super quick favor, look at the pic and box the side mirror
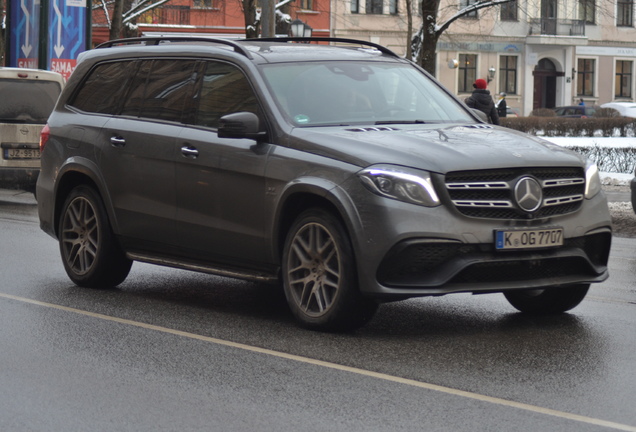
[218,112,267,141]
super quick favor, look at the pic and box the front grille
[443,167,585,219]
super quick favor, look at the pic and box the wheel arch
[53,160,118,238]
[273,178,362,264]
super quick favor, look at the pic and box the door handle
[180,145,199,159]
[110,136,126,147]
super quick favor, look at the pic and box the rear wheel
[504,284,590,314]
[282,208,378,332]
[59,185,132,288]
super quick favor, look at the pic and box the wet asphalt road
[1,189,635,431]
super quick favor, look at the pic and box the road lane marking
[3,292,636,432]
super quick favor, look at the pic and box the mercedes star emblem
[514,177,542,212]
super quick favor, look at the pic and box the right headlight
[585,161,601,199]
[358,165,441,207]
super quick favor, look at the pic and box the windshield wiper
[375,120,427,125]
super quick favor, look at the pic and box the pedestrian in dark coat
[465,78,500,125]
[496,92,507,118]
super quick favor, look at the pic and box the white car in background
[0,68,64,192]
[600,102,636,118]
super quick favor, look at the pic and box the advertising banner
[48,0,88,79]
[8,0,40,68]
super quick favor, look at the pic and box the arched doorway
[533,58,563,110]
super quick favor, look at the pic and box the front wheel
[504,284,590,315]
[59,185,132,288]
[282,208,378,332]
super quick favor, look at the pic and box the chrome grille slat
[543,195,584,206]
[446,182,509,189]
[452,200,513,208]
[543,178,585,187]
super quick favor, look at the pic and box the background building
[331,0,636,116]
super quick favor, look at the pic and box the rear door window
[121,59,198,122]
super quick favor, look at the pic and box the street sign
[47,0,88,79]
[8,0,41,68]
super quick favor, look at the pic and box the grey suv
[37,37,612,331]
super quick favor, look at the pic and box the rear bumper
[0,168,39,191]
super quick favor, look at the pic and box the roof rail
[95,37,253,59]
[245,37,400,58]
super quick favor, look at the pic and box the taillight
[40,124,50,152]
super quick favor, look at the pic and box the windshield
[260,61,475,126]
[0,79,61,123]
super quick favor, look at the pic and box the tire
[58,185,132,288]
[503,284,590,315]
[282,208,378,332]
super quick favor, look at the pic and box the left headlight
[585,161,601,199]
[358,165,441,207]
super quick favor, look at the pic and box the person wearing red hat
[464,78,500,125]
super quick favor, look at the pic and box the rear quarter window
[69,61,137,114]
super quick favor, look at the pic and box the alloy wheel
[286,222,342,317]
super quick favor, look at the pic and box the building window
[618,0,634,27]
[389,0,398,14]
[500,0,517,21]
[578,0,595,24]
[300,0,313,9]
[616,60,633,99]
[458,54,477,93]
[499,56,517,95]
[351,0,359,13]
[193,0,213,8]
[460,0,478,18]
[577,58,595,96]
[366,0,383,14]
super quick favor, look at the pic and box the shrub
[593,107,621,118]
[530,108,556,117]
[499,116,636,137]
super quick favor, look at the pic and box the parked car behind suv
[37,37,612,331]
[0,68,64,191]
[553,105,598,118]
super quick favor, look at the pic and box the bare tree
[409,0,515,75]
[240,0,293,38]
[94,0,172,40]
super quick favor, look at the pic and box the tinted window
[0,79,61,123]
[193,62,259,129]
[71,61,137,114]
[121,59,198,122]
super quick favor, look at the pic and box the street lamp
[290,19,312,39]
[487,66,496,83]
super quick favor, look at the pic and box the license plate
[495,227,564,250]
[3,148,40,160]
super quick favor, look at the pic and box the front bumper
[376,229,610,294]
[348,183,612,299]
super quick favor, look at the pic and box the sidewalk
[0,188,37,205]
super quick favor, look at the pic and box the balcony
[140,5,191,26]
[528,18,585,37]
